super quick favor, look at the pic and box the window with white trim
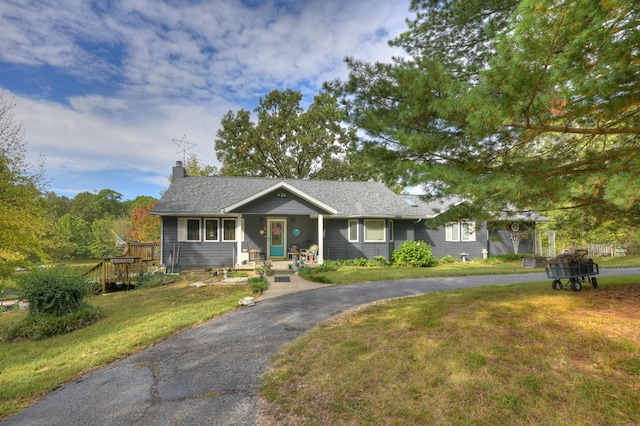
[204,219,219,241]
[364,219,386,242]
[445,221,476,242]
[348,219,358,242]
[178,218,201,242]
[222,219,236,241]
[389,220,394,242]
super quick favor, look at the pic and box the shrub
[248,277,268,294]
[375,256,390,266]
[299,264,334,284]
[312,260,340,273]
[17,267,92,317]
[2,305,104,342]
[440,255,457,264]
[392,240,438,267]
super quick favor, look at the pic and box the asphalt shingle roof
[151,175,458,218]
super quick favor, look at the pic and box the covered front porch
[231,213,326,266]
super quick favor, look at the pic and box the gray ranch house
[151,162,544,268]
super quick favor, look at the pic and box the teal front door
[268,219,286,258]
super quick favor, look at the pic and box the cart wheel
[551,280,562,290]
[570,279,582,291]
[591,277,598,289]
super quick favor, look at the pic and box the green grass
[0,280,251,419]
[309,254,640,285]
[1,255,637,421]
[597,254,640,268]
[260,276,640,425]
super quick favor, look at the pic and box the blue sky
[0,0,412,200]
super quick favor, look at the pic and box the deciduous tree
[0,94,50,267]
[47,214,92,260]
[128,202,160,242]
[215,89,363,180]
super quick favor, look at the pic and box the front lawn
[0,280,251,419]
[260,276,640,425]
[307,254,639,285]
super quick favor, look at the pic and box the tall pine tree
[328,0,640,224]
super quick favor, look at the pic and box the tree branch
[507,122,640,135]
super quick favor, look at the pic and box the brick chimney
[172,161,186,179]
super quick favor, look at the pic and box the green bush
[312,260,341,273]
[17,267,92,317]
[374,256,390,266]
[248,277,268,294]
[392,240,438,267]
[2,305,104,342]
[440,255,457,264]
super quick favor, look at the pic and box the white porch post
[236,214,243,266]
[317,214,324,264]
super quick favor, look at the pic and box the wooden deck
[83,257,147,293]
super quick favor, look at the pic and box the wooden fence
[587,243,640,256]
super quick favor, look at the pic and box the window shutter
[178,218,187,242]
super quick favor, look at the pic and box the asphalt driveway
[4,268,639,425]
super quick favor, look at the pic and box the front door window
[268,219,286,257]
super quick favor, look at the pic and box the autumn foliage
[127,202,160,242]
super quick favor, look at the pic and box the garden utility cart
[546,250,599,291]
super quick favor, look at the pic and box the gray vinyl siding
[162,215,321,267]
[416,221,535,259]
[161,214,534,267]
[234,191,327,215]
[418,221,490,260]
[161,217,237,267]
[488,229,535,256]
[324,218,395,261]
[323,219,353,260]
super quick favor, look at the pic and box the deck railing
[123,242,160,261]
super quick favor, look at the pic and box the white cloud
[1,0,413,197]
[13,90,233,176]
